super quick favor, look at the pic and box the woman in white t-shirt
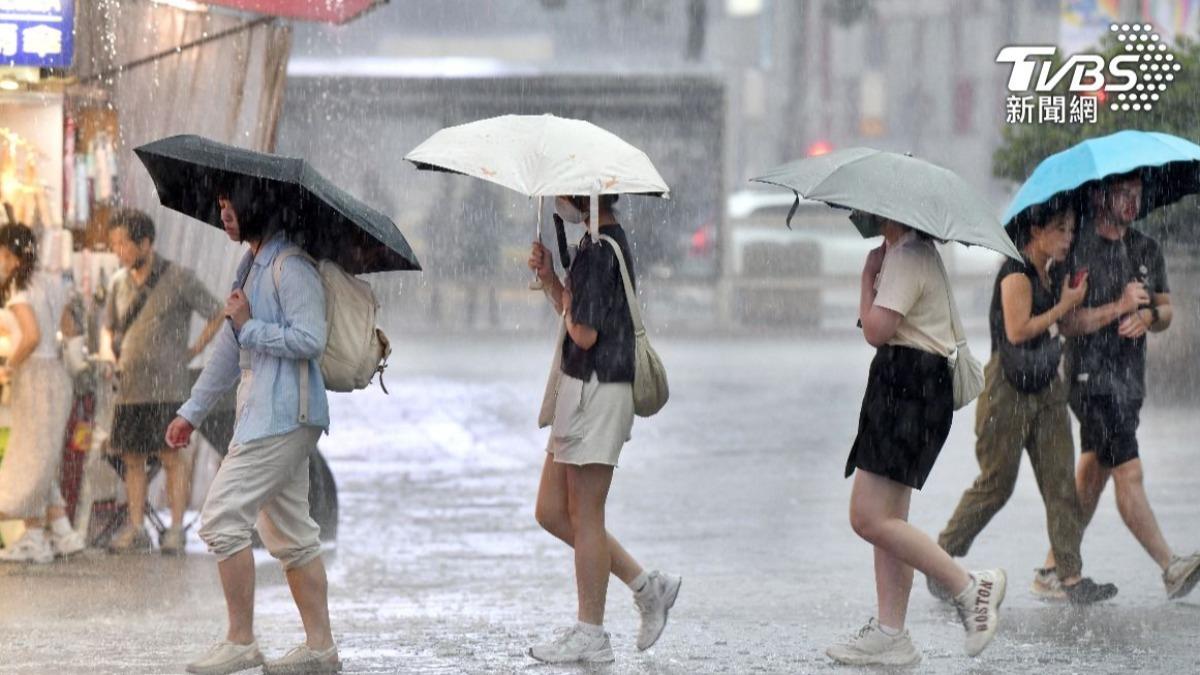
[0,224,82,564]
[826,214,1005,666]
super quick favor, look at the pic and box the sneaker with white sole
[528,626,615,664]
[1164,553,1200,600]
[954,569,1006,657]
[51,529,86,558]
[634,570,682,650]
[263,644,341,674]
[0,531,54,564]
[826,618,921,666]
[185,640,264,675]
[1031,567,1066,601]
[160,526,186,556]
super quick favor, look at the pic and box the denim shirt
[178,232,329,445]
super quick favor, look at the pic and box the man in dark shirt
[1050,172,1200,599]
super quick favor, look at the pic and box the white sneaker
[185,640,264,675]
[528,625,615,664]
[1031,567,1066,601]
[0,531,54,564]
[263,643,341,674]
[51,529,86,557]
[634,570,682,650]
[955,569,1006,657]
[825,618,921,666]
[1164,553,1200,600]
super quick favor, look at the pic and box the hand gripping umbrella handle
[530,196,545,291]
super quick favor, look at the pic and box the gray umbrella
[752,148,1021,260]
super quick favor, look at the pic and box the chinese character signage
[0,0,73,68]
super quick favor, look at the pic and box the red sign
[204,0,383,24]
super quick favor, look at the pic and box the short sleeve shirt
[872,234,957,357]
[560,224,636,383]
[5,272,67,360]
[104,256,221,404]
[1054,225,1168,401]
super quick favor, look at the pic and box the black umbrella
[133,135,420,274]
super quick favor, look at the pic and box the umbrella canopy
[752,148,1021,260]
[1001,130,1200,226]
[202,0,384,24]
[405,114,670,199]
[134,135,420,275]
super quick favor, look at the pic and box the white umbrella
[406,114,670,287]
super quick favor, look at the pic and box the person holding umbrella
[932,195,1118,604]
[524,195,681,665]
[753,149,1014,665]
[136,134,417,675]
[1040,171,1200,600]
[164,184,339,675]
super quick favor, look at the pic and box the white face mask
[555,198,586,224]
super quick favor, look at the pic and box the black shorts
[111,402,181,456]
[1070,393,1141,467]
[846,345,954,490]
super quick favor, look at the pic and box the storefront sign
[0,0,73,68]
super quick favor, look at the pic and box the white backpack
[274,248,392,398]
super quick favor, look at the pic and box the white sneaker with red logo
[954,569,1006,657]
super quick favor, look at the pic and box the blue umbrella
[1002,130,1200,225]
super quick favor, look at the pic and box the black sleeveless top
[989,256,1062,394]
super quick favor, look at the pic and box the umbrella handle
[530,196,545,291]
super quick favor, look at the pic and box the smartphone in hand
[1070,266,1089,288]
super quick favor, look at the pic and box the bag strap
[930,249,967,351]
[272,246,317,424]
[112,260,169,354]
[598,235,644,337]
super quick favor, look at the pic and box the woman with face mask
[524,195,681,665]
[0,224,84,564]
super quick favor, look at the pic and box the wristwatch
[1147,304,1160,325]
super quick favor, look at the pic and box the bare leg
[850,470,971,629]
[565,464,616,626]
[123,453,148,528]
[1111,459,1174,570]
[534,454,643,585]
[218,547,256,645]
[159,448,191,528]
[285,558,335,651]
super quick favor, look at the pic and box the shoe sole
[185,656,264,675]
[1167,558,1200,600]
[262,660,342,674]
[826,648,922,667]
[638,576,682,651]
[527,648,615,664]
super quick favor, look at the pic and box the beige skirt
[546,372,634,467]
[0,357,73,518]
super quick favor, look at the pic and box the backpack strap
[272,246,318,424]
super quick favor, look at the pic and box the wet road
[2,334,1198,673]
